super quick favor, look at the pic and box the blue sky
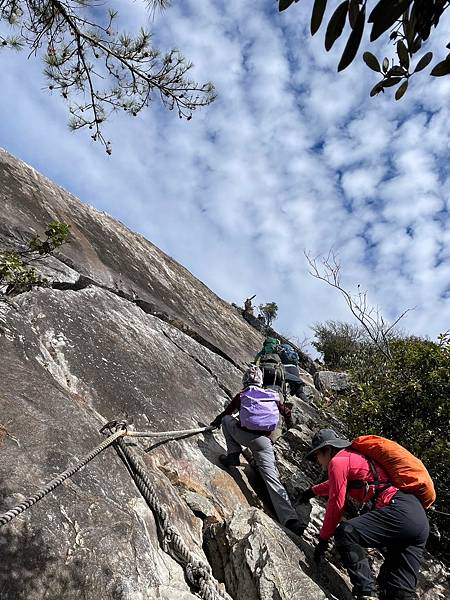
[1,1,450,349]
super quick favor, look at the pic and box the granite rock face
[0,149,448,600]
[0,148,262,368]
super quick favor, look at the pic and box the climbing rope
[126,425,214,438]
[0,420,230,600]
[431,508,450,517]
[109,429,232,600]
[0,427,126,526]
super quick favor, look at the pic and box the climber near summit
[210,364,305,536]
[244,294,256,316]
[299,429,430,600]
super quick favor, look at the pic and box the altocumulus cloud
[0,0,449,346]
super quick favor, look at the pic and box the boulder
[0,148,263,369]
[314,371,351,394]
[297,368,315,386]
[297,383,322,405]
[205,508,328,600]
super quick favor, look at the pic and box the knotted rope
[0,420,229,599]
[111,430,232,600]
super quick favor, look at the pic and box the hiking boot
[285,519,306,536]
[219,453,240,467]
[355,596,379,600]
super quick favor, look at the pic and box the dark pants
[334,491,429,600]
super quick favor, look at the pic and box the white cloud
[1,0,450,352]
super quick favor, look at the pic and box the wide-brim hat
[305,428,351,461]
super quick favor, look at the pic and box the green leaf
[430,57,450,77]
[348,0,360,29]
[414,52,433,73]
[381,76,402,87]
[370,82,384,96]
[395,80,408,100]
[325,1,349,51]
[397,40,409,69]
[363,51,381,72]
[311,0,328,36]
[389,65,405,76]
[338,4,365,71]
[369,0,414,42]
[279,0,296,11]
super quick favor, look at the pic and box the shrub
[312,320,366,369]
[0,222,70,297]
[339,335,450,557]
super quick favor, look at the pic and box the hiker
[244,295,256,316]
[254,336,280,363]
[299,429,430,600]
[254,336,286,392]
[210,365,304,536]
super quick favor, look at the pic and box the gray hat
[242,364,263,388]
[305,428,351,461]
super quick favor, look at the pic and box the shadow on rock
[297,544,353,600]
[0,520,84,600]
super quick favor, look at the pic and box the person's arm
[277,401,291,420]
[210,393,241,427]
[223,393,241,416]
[318,456,349,540]
[312,480,330,497]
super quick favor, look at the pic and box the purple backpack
[239,386,280,432]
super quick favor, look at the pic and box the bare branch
[305,250,414,360]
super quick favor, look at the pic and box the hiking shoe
[285,519,305,536]
[219,453,240,467]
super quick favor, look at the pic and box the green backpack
[261,337,280,355]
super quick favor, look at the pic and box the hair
[317,446,340,458]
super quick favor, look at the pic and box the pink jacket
[312,449,398,541]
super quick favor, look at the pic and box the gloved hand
[297,487,315,503]
[209,415,223,429]
[313,538,328,563]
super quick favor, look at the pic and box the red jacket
[312,448,398,540]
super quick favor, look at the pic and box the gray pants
[221,415,298,525]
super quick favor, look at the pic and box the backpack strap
[347,456,392,513]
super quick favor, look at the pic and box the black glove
[297,487,315,503]
[313,538,328,563]
[209,415,223,429]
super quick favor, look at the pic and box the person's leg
[221,415,245,454]
[377,542,427,600]
[376,494,429,600]
[334,520,378,597]
[248,435,298,525]
[335,492,429,600]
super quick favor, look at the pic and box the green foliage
[312,320,366,369]
[0,1,215,152]
[0,222,70,296]
[337,335,450,552]
[279,0,449,101]
[258,302,279,327]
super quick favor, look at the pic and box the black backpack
[259,353,286,393]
